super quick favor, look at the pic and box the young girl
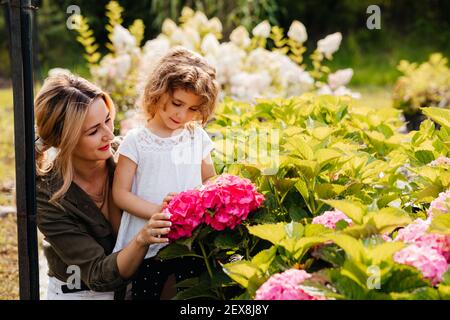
[112,46,220,300]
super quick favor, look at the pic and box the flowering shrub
[164,190,205,241]
[201,174,265,231]
[164,174,264,241]
[393,244,448,285]
[393,53,450,116]
[214,96,450,300]
[71,1,359,124]
[254,269,325,300]
[312,209,353,230]
[427,190,450,217]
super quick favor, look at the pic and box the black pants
[131,256,205,300]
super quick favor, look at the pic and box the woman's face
[73,97,115,162]
[157,89,203,130]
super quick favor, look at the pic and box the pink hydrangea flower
[312,209,353,230]
[427,190,450,218]
[200,174,264,231]
[395,218,431,243]
[164,190,205,241]
[255,269,326,300]
[164,174,265,239]
[395,218,450,262]
[428,156,450,167]
[393,244,448,286]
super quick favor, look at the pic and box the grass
[0,213,19,300]
[0,88,14,200]
[0,87,17,300]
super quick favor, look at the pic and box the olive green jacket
[36,156,128,292]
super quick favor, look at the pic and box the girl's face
[73,97,115,162]
[157,89,203,130]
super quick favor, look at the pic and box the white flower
[317,32,342,59]
[112,25,137,54]
[138,37,171,88]
[252,20,271,38]
[328,68,353,89]
[317,83,361,99]
[208,17,223,34]
[201,33,220,55]
[230,26,251,48]
[317,85,333,95]
[181,7,195,19]
[184,27,201,48]
[162,19,177,35]
[142,36,171,56]
[429,156,450,167]
[114,54,132,80]
[230,71,272,101]
[287,20,307,43]
[210,43,246,85]
[48,68,71,77]
[170,27,200,50]
[333,86,361,99]
[192,11,209,29]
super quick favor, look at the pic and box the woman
[34,72,172,300]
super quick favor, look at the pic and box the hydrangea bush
[393,53,450,131]
[71,0,360,127]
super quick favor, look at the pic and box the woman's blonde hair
[34,72,115,205]
[140,46,220,124]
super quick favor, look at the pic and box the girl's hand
[162,192,178,209]
[136,212,171,246]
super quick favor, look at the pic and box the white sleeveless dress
[113,124,215,259]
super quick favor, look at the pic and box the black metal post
[7,0,40,300]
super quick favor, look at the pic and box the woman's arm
[112,154,161,220]
[201,153,216,183]
[37,204,171,290]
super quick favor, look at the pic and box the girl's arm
[112,154,162,220]
[201,153,216,183]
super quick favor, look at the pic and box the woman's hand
[136,212,172,247]
[162,192,178,209]
[118,212,172,279]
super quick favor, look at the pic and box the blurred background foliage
[1,0,449,86]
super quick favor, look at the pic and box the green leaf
[295,179,309,203]
[315,183,347,199]
[382,265,429,293]
[293,159,319,179]
[326,234,365,262]
[367,242,405,265]
[429,213,450,235]
[315,148,342,167]
[157,243,202,260]
[304,223,333,237]
[288,206,309,221]
[283,221,304,239]
[390,287,441,300]
[369,208,413,234]
[422,107,450,128]
[322,199,366,224]
[312,244,346,267]
[213,231,242,250]
[292,236,326,260]
[251,246,277,273]
[285,136,314,160]
[414,150,435,165]
[247,223,286,245]
[172,279,217,300]
[222,261,259,289]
